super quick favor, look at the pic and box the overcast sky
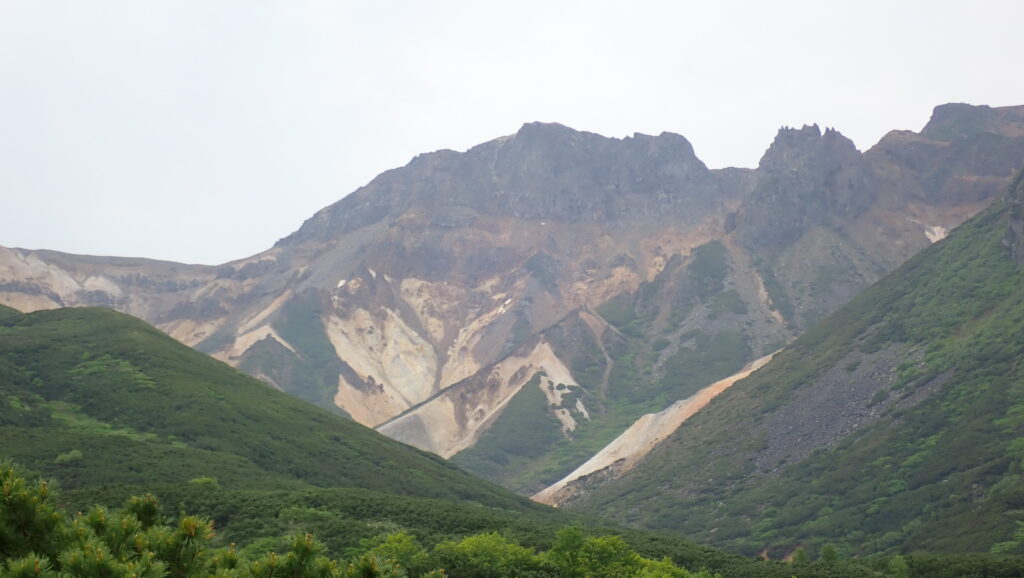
[2,1,1022,265]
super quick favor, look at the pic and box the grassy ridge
[0,307,539,511]
[0,304,19,319]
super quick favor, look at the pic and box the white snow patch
[924,224,947,243]
[907,216,949,244]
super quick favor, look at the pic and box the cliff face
[2,103,1023,493]
[282,123,720,246]
[741,124,876,251]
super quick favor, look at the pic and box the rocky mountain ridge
[2,103,1023,493]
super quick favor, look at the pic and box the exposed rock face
[742,124,876,251]
[0,248,218,331]
[282,123,719,246]
[1,103,1023,493]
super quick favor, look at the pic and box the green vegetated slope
[595,242,755,405]
[575,171,1024,557]
[0,306,531,510]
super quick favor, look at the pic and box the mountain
[1,103,1023,495]
[568,170,1024,557]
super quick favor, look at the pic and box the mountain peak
[504,121,592,151]
[514,121,578,138]
[920,102,1024,141]
[502,121,598,154]
[742,123,870,250]
[508,123,701,161]
[783,123,821,137]
[921,102,994,141]
[759,124,858,170]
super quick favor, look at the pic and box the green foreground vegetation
[3,461,714,578]
[5,463,1024,577]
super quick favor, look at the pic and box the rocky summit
[2,103,1023,494]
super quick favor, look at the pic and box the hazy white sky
[2,1,1022,264]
